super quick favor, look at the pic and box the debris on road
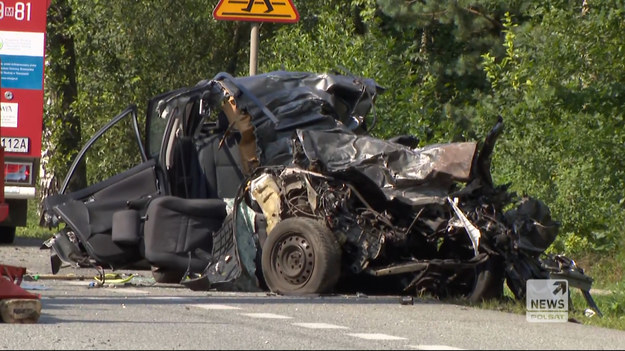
[0,264,41,323]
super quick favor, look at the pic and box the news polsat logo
[526,279,569,322]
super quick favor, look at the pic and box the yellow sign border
[213,0,300,23]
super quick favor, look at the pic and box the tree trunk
[40,0,83,207]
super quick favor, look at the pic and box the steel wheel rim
[272,233,314,286]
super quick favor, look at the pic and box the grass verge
[15,199,55,240]
[473,286,625,331]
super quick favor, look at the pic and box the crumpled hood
[295,129,479,205]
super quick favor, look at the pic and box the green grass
[17,200,625,330]
[463,253,625,331]
[15,199,55,240]
[575,250,625,291]
[472,286,625,331]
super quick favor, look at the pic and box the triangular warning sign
[213,0,299,23]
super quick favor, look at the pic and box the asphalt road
[1,237,624,350]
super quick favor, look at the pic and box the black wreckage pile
[40,71,600,314]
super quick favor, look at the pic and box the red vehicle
[0,145,8,224]
[0,1,49,243]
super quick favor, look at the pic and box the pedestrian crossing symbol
[213,0,300,23]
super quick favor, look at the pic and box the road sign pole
[213,0,299,75]
[250,23,259,76]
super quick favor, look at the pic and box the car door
[44,105,161,267]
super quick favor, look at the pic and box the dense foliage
[43,0,625,257]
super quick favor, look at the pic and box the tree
[43,0,83,195]
[44,0,252,190]
[373,0,526,142]
[480,4,625,254]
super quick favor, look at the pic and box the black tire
[261,217,341,295]
[0,226,16,244]
[151,266,185,284]
[468,256,505,303]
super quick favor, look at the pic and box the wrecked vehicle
[40,71,598,308]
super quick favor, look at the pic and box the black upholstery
[197,135,219,198]
[197,134,244,199]
[111,209,141,245]
[143,196,228,273]
[141,113,245,272]
[170,136,207,199]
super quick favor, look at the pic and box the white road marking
[346,333,407,341]
[108,288,149,294]
[240,313,292,319]
[407,345,464,350]
[64,281,91,286]
[192,304,242,310]
[292,322,348,329]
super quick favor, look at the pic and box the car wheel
[151,266,185,284]
[0,226,16,244]
[261,217,341,295]
[468,256,504,303]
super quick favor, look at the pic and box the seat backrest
[214,135,244,198]
[197,133,244,199]
[170,136,207,199]
[197,135,220,198]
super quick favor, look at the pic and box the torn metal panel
[220,90,259,175]
[294,129,478,205]
[249,173,282,234]
[217,71,382,169]
[448,197,481,256]
[218,71,380,131]
[504,196,559,254]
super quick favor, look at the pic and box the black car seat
[142,195,227,273]
[140,114,244,274]
[196,117,245,199]
[169,135,207,199]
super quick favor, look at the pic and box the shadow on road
[5,236,46,247]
